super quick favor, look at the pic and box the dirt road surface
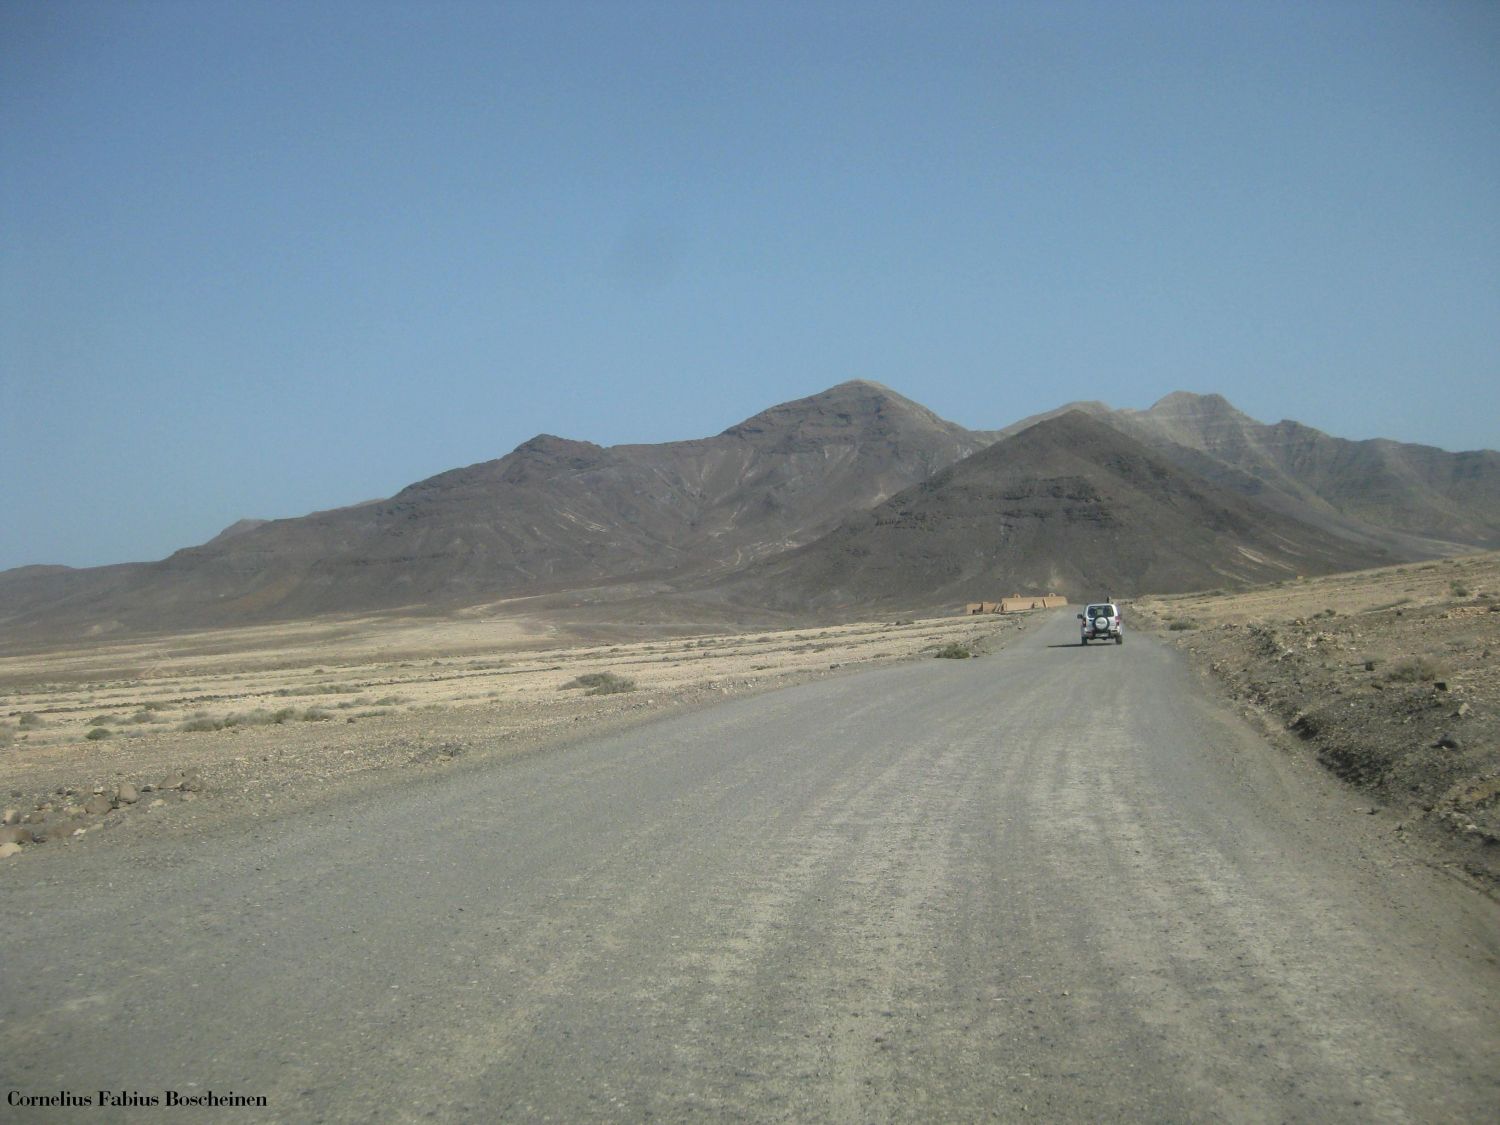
[3,612,1497,1122]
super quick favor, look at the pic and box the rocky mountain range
[1004,393,1500,556]
[2,381,1496,639]
[712,411,1393,613]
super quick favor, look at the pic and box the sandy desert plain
[0,607,1033,856]
[3,552,1498,892]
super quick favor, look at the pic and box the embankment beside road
[1134,553,1500,892]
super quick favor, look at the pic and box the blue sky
[3,0,1497,571]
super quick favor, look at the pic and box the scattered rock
[83,795,112,816]
[116,783,140,805]
[0,842,21,859]
[158,769,204,792]
[1,807,17,826]
[1435,734,1462,751]
[0,825,35,845]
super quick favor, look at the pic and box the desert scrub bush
[1451,582,1471,598]
[89,714,122,726]
[0,725,13,747]
[933,643,972,659]
[300,707,333,721]
[274,683,359,697]
[85,727,112,740]
[17,712,44,728]
[1386,656,1448,684]
[1166,619,1199,631]
[181,707,307,732]
[231,708,305,727]
[561,671,637,695]
[374,695,406,705]
[128,710,160,724]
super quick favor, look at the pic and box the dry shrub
[1386,656,1448,684]
[561,671,637,694]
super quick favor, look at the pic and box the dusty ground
[0,610,1030,858]
[1132,551,1500,891]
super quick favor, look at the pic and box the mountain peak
[1144,391,1258,423]
[958,409,1150,474]
[514,433,601,456]
[1033,407,1120,433]
[1127,392,1264,456]
[721,381,961,445]
[825,378,898,396]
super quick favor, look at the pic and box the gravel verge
[1133,552,1500,893]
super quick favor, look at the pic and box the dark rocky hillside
[715,412,1394,614]
[995,394,1500,556]
[0,382,995,636]
[1114,394,1500,555]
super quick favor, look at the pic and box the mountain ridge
[708,410,1394,613]
[0,382,997,635]
[1110,394,1500,552]
[2,383,1494,641]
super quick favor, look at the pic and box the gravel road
[3,612,1497,1122]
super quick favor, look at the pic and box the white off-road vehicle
[1078,602,1123,645]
